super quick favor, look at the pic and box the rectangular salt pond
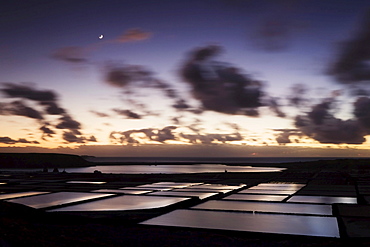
[141,209,340,238]
[7,192,113,209]
[151,182,202,188]
[132,186,173,191]
[250,183,305,190]
[0,191,49,200]
[148,191,218,200]
[92,189,152,195]
[288,195,357,204]
[173,188,232,194]
[48,195,191,212]
[238,189,295,195]
[188,184,245,190]
[120,187,155,190]
[66,181,106,184]
[223,194,288,202]
[193,200,333,215]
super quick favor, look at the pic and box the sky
[1,0,370,157]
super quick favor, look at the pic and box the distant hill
[0,153,92,168]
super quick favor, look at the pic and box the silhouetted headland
[0,153,91,169]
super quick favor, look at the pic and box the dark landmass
[1,155,370,246]
[0,153,91,168]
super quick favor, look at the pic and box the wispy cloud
[114,28,152,43]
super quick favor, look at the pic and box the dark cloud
[87,135,98,142]
[0,136,39,144]
[288,83,309,107]
[180,45,283,116]
[307,101,331,125]
[1,83,56,101]
[61,132,98,143]
[51,46,87,63]
[62,131,85,143]
[329,10,370,84]
[268,97,286,118]
[113,109,141,119]
[40,125,55,139]
[172,99,190,110]
[0,101,44,119]
[155,126,177,142]
[41,101,65,115]
[354,96,370,129]
[0,83,65,116]
[294,100,367,144]
[274,129,299,145]
[90,110,110,118]
[105,64,153,88]
[56,114,82,135]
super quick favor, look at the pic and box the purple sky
[1,0,370,157]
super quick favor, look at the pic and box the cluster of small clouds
[109,126,243,145]
[0,136,39,145]
[0,83,97,144]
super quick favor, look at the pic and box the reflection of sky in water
[120,187,156,190]
[288,195,357,204]
[48,195,191,212]
[92,189,151,194]
[147,182,201,188]
[193,200,333,216]
[66,181,106,184]
[7,192,113,209]
[238,189,295,195]
[0,191,48,200]
[249,183,305,191]
[148,191,218,200]
[223,194,287,202]
[173,188,232,194]
[132,186,173,191]
[187,184,245,190]
[65,165,285,174]
[141,209,340,238]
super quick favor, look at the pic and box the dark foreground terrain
[1,158,370,246]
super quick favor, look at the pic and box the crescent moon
[99,34,104,39]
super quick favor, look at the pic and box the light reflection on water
[193,200,333,215]
[48,195,191,212]
[223,194,288,202]
[65,164,285,174]
[7,192,113,209]
[141,209,340,237]
[288,195,357,204]
[0,191,49,200]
